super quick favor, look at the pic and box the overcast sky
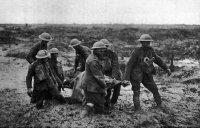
[0,0,199,24]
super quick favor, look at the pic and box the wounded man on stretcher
[62,71,130,104]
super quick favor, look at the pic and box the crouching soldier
[100,39,122,109]
[80,41,109,117]
[124,34,171,112]
[69,39,91,73]
[26,50,66,109]
[49,48,64,91]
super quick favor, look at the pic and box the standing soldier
[26,32,53,104]
[124,34,171,112]
[69,39,91,73]
[100,39,122,109]
[26,32,52,64]
[81,41,109,117]
[26,50,66,109]
[49,48,64,91]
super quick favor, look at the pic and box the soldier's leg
[80,91,95,118]
[30,89,36,103]
[142,74,162,106]
[130,80,141,111]
[110,84,121,104]
[104,88,112,109]
[35,90,46,109]
[110,70,122,105]
[49,86,66,103]
[94,93,108,114]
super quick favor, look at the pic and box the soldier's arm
[89,60,106,89]
[74,52,79,71]
[26,45,38,64]
[26,64,34,89]
[110,51,121,80]
[60,66,65,82]
[153,50,169,71]
[124,50,138,81]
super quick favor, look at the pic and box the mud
[1,45,200,127]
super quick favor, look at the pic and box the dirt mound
[5,47,29,59]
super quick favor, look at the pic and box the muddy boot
[36,99,44,109]
[80,104,93,118]
[55,95,66,104]
[153,91,162,107]
[104,99,111,111]
[110,103,115,110]
[30,96,36,104]
[95,104,111,115]
[133,91,141,112]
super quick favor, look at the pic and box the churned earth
[1,45,200,128]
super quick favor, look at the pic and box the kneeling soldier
[26,50,66,109]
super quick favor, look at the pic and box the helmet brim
[91,47,107,50]
[69,41,81,47]
[36,52,50,59]
[39,35,53,42]
[138,39,153,42]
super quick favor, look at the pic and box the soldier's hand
[121,80,130,87]
[27,88,33,97]
[61,84,65,91]
[166,69,172,76]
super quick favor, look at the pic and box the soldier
[124,34,171,112]
[100,39,122,109]
[49,48,64,91]
[26,32,52,64]
[26,50,66,109]
[69,39,91,73]
[26,32,52,103]
[81,41,109,117]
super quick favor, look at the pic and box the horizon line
[0,23,200,26]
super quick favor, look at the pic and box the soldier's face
[51,53,58,59]
[94,48,106,60]
[141,41,150,47]
[40,58,48,63]
[42,40,49,44]
[73,45,80,50]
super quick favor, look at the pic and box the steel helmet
[138,34,153,42]
[38,32,53,41]
[91,41,107,50]
[100,39,111,46]
[35,50,50,59]
[69,39,81,47]
[49,48,59,54]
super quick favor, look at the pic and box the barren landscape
[1,24,200,127]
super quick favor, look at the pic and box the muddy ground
[1,44,200,128]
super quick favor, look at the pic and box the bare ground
[1,45,200,128]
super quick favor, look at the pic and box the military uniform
[26,42,47,64]
[103,49,122,107]
[124,47,169,110]
[74,45,91,72]
[82,54,107,113]
[49,59,64,91]
[26,60,65,108]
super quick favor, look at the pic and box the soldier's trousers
[104,70,122,106]
[34,90,49,108]
[48,86,66,103]
[85,91,106,113]
[105,84,121,104]
[130,73,161,106]
[34,87,66,108]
